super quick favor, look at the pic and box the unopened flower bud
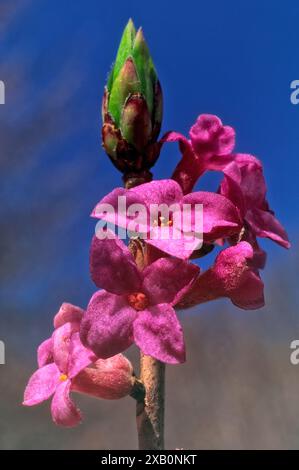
[71,354,135,400]
[102,19,163,184]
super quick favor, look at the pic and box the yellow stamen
[59,374,68,382]
[153,216,173,227]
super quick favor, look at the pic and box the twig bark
[136,354,165,450]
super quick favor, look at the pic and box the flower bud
[102,19,163,182]
[71,354,135,400]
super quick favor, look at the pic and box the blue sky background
[1,0,298,312]
[0,0,299,449]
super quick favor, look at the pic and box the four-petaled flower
[23,303,134,426]
[80,231,200,364]
[163,114,236,194]
[92,179,242,259]
[23,305,96,427]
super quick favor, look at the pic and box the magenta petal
[37,338,53,368]
[189,114,235,156]
[246,208,290,248]
[53,303,84,329]
[91,187,148,231]
[217,125,236,155]
[178,242,265,310]
[252,244,267,270]
[80,290,136,359]
[243,232,267,270]
[162,130,190,146]
[239,164,267,208]
[221,160,242,184]
[163,132,204,195]
[221,154,266,209]
[212,242,265,309]
[205,154,235,172]
[51,380,82,427]
[92,187,132,222]
[146,235,201,260]
[166,126,235,195]
[133,305,186,364]
[50,325,95,381]
[190,114,222,144]
[52,322,79,374]
[219,162,246,218]
[131,179,183,206]
[183,191,242,241]
[142,258,199,306]
[93,184,186,235]
[23,363,60,406]
[165,118,236,195]
[230,270,265,310]
[234,153,263,169]
[67,332,96,379]
[90,233,142,294]
[220,179,246,219]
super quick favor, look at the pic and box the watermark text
[290,80,299,105]
[0,80,5,104]
[0,341,5,364]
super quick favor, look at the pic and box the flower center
[153,214,173,227]
[59,374,68,382]
[127,292,149,311]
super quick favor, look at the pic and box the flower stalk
[136,354,165,450]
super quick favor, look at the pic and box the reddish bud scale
[102,86,162,178]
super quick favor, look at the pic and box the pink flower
[80,232,200,364]
[92,179,242,259]
[162,114,289,250]
[23,303,134,426]
[23,325,95,426]
[36,303,86,368]
[219,154,290,249]
[163,114,235,194]
[189,114,235,157]
[177,241,265,310]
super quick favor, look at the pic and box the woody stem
[136,354,165,450]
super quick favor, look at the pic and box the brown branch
[136,355,165,450]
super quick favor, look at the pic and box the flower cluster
[23,113,289,426]
[23,21,290,429]
[80,113,289,366]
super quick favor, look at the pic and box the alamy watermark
[94,197,203,251]
[0,341,5,364]
[290,340,299,365]
[290,80,299,105]
[0,80,5,104]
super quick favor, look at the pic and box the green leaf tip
[112,19,136,84]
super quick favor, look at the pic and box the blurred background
[0,0,299,449]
